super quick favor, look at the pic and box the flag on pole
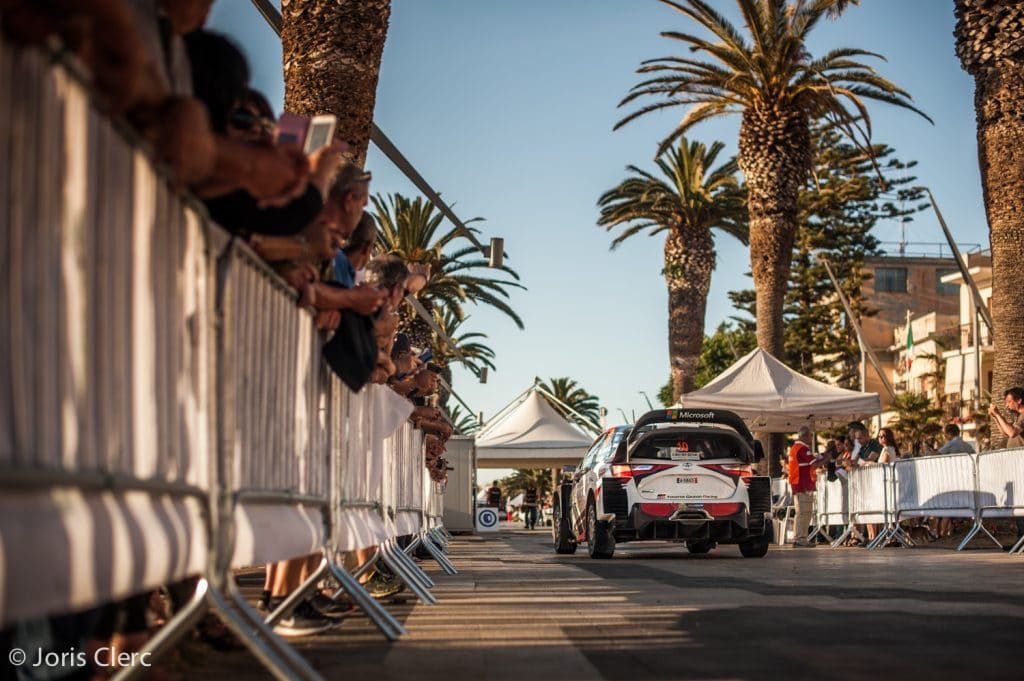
[905,311,914,370]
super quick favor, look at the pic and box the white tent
[677,348,880,431]
[475,391,595,468]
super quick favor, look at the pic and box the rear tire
[687,541,716,555]
[739,539,770,558]
[552,494,576,555]
[586,499,615,559]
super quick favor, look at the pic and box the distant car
[552,408,773,559]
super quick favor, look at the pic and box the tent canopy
[677,348,880,431]
[475,391,595,468]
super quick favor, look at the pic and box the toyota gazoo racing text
[552,408,773,559]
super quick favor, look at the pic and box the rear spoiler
[627,408,756,445]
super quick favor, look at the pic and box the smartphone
[418,349,433,363]
[273,112,308,148]
[274,113,337,154]
[304,114,337,154]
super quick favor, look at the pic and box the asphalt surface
[177,527,1024,681]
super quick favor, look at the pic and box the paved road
[181,530,1024,680]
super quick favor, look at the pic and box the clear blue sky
[210,1,986,436]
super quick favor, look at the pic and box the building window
[875,267,907,293]
[936,269,959,296]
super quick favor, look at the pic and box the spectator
[875,428,900,463]
[786,426,824,548]
[848,422,881,466]
[988,387,1024,449]
[988,387,1024,548]
[522,484,540,530]
[486,481,502,508]
[935,423,976,455]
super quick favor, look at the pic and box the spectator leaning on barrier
[848,422,881,466]
[787,426,824,548]
[875,428,900,463]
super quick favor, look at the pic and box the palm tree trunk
[281,0,391,167]
[954,0,1019,448]
[739,107,811,474]
[665,227,713,402]
[955,1,1024,447]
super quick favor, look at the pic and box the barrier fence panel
[815,477,848,548]
[331,382,387,552]
[1,41,210,629]
[220,242,329,572]
[394,422,424,537]
[974,448,1024,552]
[894,453,976,520]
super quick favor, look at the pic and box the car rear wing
[627,408,756,446]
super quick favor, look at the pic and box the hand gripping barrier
[973,448,1024,553]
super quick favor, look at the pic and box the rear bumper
[613,507,772,543]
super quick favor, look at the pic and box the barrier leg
[386,538,436,588]
[1009,533,1024,555]
[327,560,407,640]
[111,579,211,681]
[956,518,1002,551]
[420,531,457,575]
[264,556,330,628]
[213,583,325,681]
[380,543,437,605]
[428,527,451,553]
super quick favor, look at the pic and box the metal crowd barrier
[785,448,1024,554]
[975,448,1024,554]
[0,38,454,681]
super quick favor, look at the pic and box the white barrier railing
[1,42,210,631]
[1,38,452,681]
[974,448,1024,553]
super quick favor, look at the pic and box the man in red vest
[787,425,825,548]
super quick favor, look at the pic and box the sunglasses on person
[228,108,274,134]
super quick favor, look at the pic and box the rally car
[552,408,772,559]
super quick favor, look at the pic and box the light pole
[638,391,655,411]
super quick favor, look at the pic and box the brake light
[610,464,675,478]
[701,463,752,479]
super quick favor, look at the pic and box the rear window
[629,431,749,462]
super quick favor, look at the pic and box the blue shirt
[332,250,355,288]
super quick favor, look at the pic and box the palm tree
[954,1,1024,446]
[616,0,929,361]
[373,193,525,350]
[281,0,391,166]
[598,138,747,400]
[443,405,480,436]
[538,377,601,432]
[431,309,497,380]
[498,469,554,499]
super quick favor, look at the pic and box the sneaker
[365,573,402,600]
[792,540,815,548]
[310,592,355,619]
[272,602,334,638]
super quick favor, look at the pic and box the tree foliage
[890,392,944,456]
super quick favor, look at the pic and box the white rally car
[552,408,772,559]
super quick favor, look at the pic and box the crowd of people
[784,387,1024,548]
[1,0,462,670]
